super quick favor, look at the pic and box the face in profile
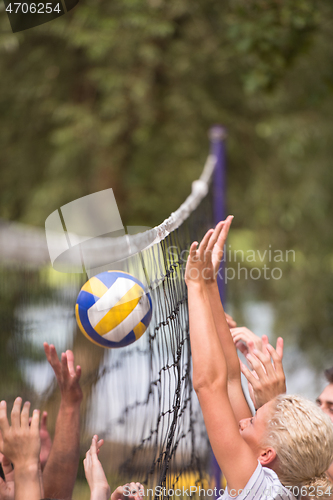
[238,399,275,456]
[316,383,333,423]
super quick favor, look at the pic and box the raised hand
[43,344,82,500]
[43,343,82,406]
[83,435,110,500]
[240,339,286,409]
[0,399,41,500]
[0,398,40,468]
[185,217,234,286]
[112,482,145,500]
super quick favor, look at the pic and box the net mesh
[0,156,216,498]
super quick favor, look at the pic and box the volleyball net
[0,133,225,498]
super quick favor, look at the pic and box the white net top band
[0,154,216,269]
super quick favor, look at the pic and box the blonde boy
[185,218,333,500]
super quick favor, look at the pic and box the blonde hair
[266,395,333,498]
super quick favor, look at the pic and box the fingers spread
[245,351,267,378]
[251,348,275,377]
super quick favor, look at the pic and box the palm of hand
[185,217,233,284]
[0,431,38,465]
[44,344,83,405]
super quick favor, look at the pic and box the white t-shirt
[218,463,297,500]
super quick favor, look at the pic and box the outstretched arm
[230,326,286,409]
[42,344,83,500]
[84,435,144,500]
[201,217,252,421]
[185,230,258,493]
[0,398,41,500]
[84,435,110,500]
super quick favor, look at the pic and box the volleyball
[75,271,152,348]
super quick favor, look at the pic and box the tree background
[0,0,333,443]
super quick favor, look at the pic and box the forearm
[14,463,41,500]
[187,282,228,392]
[205,282,241,381]
[205,282,252,419]
[90,487,111,500]
[43,401,81,500]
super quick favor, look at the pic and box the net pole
[209,125,227,497]
[210,125,227,299]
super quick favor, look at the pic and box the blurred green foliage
[0,0,333,366]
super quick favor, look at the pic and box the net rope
[0,154,215,268]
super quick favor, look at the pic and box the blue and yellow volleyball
[75,271,152,348]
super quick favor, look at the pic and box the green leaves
[226,0,318,92]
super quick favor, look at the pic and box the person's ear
[258,447,277,466]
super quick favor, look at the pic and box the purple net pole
[210,124,227,300]
[209,125,227,497]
